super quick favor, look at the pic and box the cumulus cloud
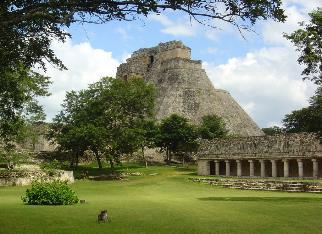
[149,14,198,37]
[38,39,119,121]
[261,0,321,45]
[204,46,316,128]
[202,1,320,128]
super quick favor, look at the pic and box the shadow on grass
[198,197,322,202]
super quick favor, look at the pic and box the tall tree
[283,87,322,134]
[284,8,322,85]
[198,115,228,139]
[157,114,198,165]
[0,65,50,146]
[50,76,155,169]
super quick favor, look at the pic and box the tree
[0,65,50,168]
[135,119,160,167]
[198,115,228,139]
[283,87,322,134]
[157,114,198,165]
[262,126,283,135]
[50,76,156,169]
[284,8,322,85]
[49,91,94,168]
[0,1,286,71]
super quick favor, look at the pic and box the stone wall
[0,169,74,186]
[116,40,263,136]
[197,133,322,160]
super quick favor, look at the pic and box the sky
[38,0,321,128]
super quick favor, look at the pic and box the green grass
[1,165,322,234]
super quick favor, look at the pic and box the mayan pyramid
[116,41,263,136]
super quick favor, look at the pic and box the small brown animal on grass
[97,210,111,223]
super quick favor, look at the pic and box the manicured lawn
[1,165,322,234]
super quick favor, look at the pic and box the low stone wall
[0,169,74,186]
[189,178,322,193]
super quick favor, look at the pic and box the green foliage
[157,114,198,164]
[198,115,228,139]
[50,76,156,169]
[22,180,79,205]
[0,65,51,146]
[0,1,286,71]
[262,126,284,135]
[283,87,322,134]
[284,8,322,85]
[0,149,29,169]
[40,159,62,172]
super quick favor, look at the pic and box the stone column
[297,159,303,178]
[225,160,230,177]
[312,159,318,178]
[249,160,254,177]
[236,160,242,177]
[215,160,220,176]
[260,160,266,178]
[197,160,210,176]
[271,160,277,178]
[283,159,289,178]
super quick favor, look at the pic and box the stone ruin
[116,41,263,136]
[197,133,322,178]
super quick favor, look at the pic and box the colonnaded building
[117,41,321,179]
[197,133,322,178]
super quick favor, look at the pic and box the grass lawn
[1,164,322,234]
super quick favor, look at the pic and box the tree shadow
[197,197,322,202]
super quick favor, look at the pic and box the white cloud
[203,45,317,128]
[121,52,131,63]
[201,47,218,55]
[115,27,131,40]
[150,14,198,37]
[202,1,320,128]
[38,39,119,121]
[261,0,321,45]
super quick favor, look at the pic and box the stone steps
[189,178,322,193]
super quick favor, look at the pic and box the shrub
[22,180,79,205]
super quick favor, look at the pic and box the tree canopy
[50,76,155,169]
[284,8,322,85]
[198,114,228,139]
[283,87,322,134]
[262,126,283,135]
[157,114,198,164]
[0,0,286,70]
[0,65,51,147]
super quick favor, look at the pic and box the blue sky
[38,0,321,128]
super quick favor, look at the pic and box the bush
[22,180,79,205]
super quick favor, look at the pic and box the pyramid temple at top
[116,41,263,136]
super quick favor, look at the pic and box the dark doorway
[210,161,216,175]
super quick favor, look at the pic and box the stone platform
[189,178,322,193]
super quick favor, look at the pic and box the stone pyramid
[116,41,263,136]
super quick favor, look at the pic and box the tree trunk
[70,154,75,168]
[109,158,114,170]
[75,152,79,168]
[166,148,171,165]
[142,147,148,168]
[94,151,103,169]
